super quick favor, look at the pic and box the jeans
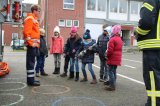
[35,54,45,74]
[100,58,108,79]
[108,65,117,87]
[82,63,95,79]
[70,58,79,72]
[53,53,61,68]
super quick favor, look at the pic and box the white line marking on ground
[92,64,144,85]
[0,93,24,106]
[122,58,142,63]
[123,65,136,69]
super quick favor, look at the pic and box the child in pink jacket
[50,26,64,74]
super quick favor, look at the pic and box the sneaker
[60,73,67,77]
[36,73,40,77]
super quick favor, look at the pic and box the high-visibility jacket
[23,13,40,47]
[136,0,160,50]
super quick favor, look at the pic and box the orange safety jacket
[23,13,40,47]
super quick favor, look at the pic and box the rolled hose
[0,62,10,77]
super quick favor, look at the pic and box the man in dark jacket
[136,0,160,105]
[35,28,48,77]
[97,26,110,82]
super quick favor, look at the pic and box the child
[105,25,123,91]
[50,26,64,74]
[65,26,82,81]
[77,29,97,84]
[35,28,48,77]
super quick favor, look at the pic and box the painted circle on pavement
[0,82,27,91]
[32,85,70,95]
[52,97,106,106]
[0,93,24,106]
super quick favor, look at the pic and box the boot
[68,71,74,80]
[80,74,88,82]
[60,68,67,77]
[41,72,48,76]
[60,72,67,77]
[90,75,97,84]
[75,72,79,81]
[53,68,60,74]
[105,86,115,91]
[99,75,104,82]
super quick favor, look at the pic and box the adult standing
[136,0,160,105]
[97,25,110,82]
[23,5,41,86]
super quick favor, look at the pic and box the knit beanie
[83,29,91,39]
[112,25,121,35]
[54,26,60,33]
[71,26,77,33]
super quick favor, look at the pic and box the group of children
[36,24,123,91]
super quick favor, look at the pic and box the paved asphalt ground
[0,47,147,106]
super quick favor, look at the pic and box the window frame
[63,0,75,10]
[58,19,65,27]
[66,20,72,27]
[73,20,79,27]
[109,0,128,14]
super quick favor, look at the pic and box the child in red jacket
[105,25,123,91]
[50,26,64,74]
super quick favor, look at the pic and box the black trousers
[143,50,160,106]
[26,46,39,84]
[64,55,70,73]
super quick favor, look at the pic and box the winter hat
[83,29,91,39]
[54,26,60,33]
[104,26,112,35]
[39,28,45,36]
[112,25,121,35]
[71,26,77,33]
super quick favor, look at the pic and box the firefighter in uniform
[23,5,41,86]
[136,0,160,105]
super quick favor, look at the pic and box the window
[130,1,138,14]
[63,0,75,10]
[66,20,72,27]
[58,19,65,27]
[73,20,79,27]
[98,0,106,11]
[87,0,96,10]
[110,0,118,12]
[119,0,127,13]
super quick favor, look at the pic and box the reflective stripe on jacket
[136,0,160,50]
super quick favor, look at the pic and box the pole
[45,0,49,47]
[0,22,3,62]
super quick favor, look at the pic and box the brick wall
[47,0,85,45]
[2,24,22,46]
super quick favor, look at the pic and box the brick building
[39,0,85,46]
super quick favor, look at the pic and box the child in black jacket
[35,28,48,77]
